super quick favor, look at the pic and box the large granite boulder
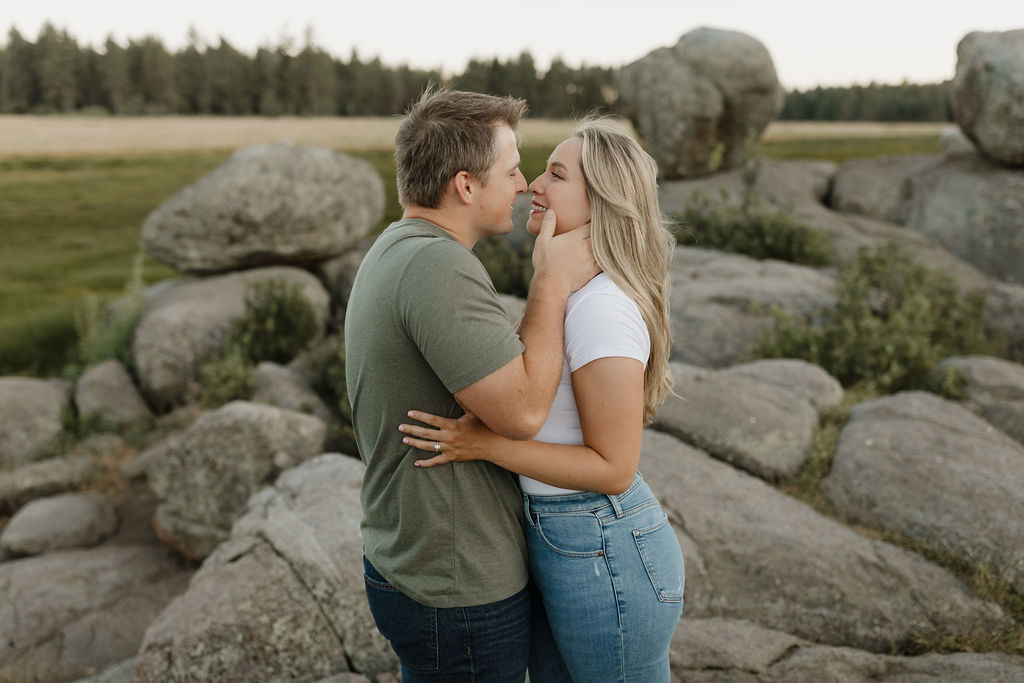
[724,358,844,410]
[821,391,1024,593]
[0,544,191,682]
[934,355,1024,444]
[827,154,937,224]
[74,360,153,430]
[1,491,117,556]
[902,152,1024,285]
[669,618,1024,682]
[132,266,329,408]
[950,29,1024,166]
[141,142,385,273]
[619,27,784,178]
[653,362,820,480]
[640,429,1011,651]
[0,454,102,513]
[668,246,836,367]
[0,377,71,469]
[136,454,395,682]
[147,401,326,559]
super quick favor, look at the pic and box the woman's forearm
[481,437,635,495]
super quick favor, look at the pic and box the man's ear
[450,170,475,205]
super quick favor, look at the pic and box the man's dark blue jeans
[363,557,531,682]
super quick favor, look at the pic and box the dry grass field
[0,115,951,158]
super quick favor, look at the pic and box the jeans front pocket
[533,512,604,558]
[633,515,685,603]
[363,557,438,671]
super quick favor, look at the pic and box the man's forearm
[515,271,572,427]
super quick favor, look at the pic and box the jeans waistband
[523,471,650,519]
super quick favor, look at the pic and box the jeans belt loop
[607,490,625,519]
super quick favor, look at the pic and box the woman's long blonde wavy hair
[576,117,675,424]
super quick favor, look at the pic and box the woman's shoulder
[568,273,636,313]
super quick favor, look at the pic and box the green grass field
[0,135,934,376]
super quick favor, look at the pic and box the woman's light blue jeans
[524,472,684,683]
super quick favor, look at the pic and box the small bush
[758,244,1001,392]
[69,250,146,378]
[231,279,319,364]
[672,194,833,266]
[199,278,319,408]
[474,235,535,299]
[199,344,254,408]
[306,332,357,456]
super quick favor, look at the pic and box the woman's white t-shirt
[520,272,650,496]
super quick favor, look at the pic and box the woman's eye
[551,172,564,180]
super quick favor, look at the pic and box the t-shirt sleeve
[396,240,525,393]
[564,290,650,373]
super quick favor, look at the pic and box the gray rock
[0,454,102,513]
[620,28,784,178]
[985,282,1024,361]
[670,618,1024,682]
[668,247,836,367]
[640,429,1011,651]
[827,154,937,224]
[1,491,118,556]
[141,142,385,273]
[314,675,373,683]
[724,359,843,410]
[132,266,330,408]
[71,657,136,683]
[0,544,191,682]
[252,361,336,426]
[136,454,395,682]
[120,433,181,481]
[935,355,1024,444]
[147,401,326,559]
[821,391,1024,593]
[74,360,153,429]
[903,152,1024,284]
[654,362,818,480]
[0,377,71,469]
[950,29,1024,166]
[941,125,976,156]
[317,246,367,318]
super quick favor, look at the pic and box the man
[344,88,598,682]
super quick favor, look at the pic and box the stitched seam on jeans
[597,499,659,522]
[634,517,684,603]
[534,514,604,558]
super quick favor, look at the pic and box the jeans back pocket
[633,515,685,602]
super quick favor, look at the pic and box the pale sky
[4,1,1022,89]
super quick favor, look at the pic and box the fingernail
[398,425,405,432]
[402,437,409,444]
[407,411,414,417]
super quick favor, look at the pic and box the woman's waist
[523,471,655,517]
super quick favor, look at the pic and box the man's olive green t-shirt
[344,218,528,608]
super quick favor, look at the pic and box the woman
[398,117,683,682]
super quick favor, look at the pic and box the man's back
[345,218,528,608]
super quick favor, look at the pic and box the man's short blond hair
[395,87,528,209]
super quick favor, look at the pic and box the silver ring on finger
[434,441,441,453]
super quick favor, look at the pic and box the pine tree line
[1,23,953,121]
[0,24,615,117]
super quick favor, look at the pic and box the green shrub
[473,235,535,299]
[199,343,254,408]
[758,244,1000,392]
[306,332,357,456]
[68,250,147,378]
[199,278,319,408]
[231,279,319,364]
[672,194,833,266]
